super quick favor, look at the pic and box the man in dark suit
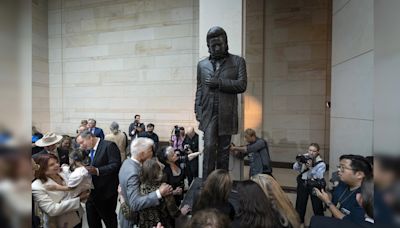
[195,26,247,178]
[32,132,69,165]
[88,118,105,139]
[76,130,121,228]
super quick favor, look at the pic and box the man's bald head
[187,126,195,138]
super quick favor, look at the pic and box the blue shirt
[332,181,365,224]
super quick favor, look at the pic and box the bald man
[183,127,200,184]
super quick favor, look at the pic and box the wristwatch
[326,201,334,207]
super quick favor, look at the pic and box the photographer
[229,128,272,178]
[128,114,145,140]
[293,143,326,225]
[170,126,185,152]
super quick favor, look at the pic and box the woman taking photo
[32,154,89,228]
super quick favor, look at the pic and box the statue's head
[206,26,229,58]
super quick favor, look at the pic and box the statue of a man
[195,26,247,178]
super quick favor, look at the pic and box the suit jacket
[90,139,121,200]
[90,127,105,139]
[32,178,82,228]
[118,159,159,228]
[195,54,247,135]
[105,132,128,161]
[32,149,69,165]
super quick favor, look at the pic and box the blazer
[105,131,128,161]
[32,149,69,165]
[90,139,121,200]
[90,127,105,139]
[118,159,159,228]
[195,54,247,135]
[32,178,82,228]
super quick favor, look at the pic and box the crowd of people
[30,115,387,228]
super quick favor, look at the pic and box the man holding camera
[293,143,326,225]
[128,114,145,140]
[229,128,272,177]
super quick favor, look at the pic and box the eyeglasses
[337,165,354,172]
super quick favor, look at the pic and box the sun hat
[35,132,62,147]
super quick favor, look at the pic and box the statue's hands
[205,77,219,89]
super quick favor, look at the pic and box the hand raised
[159,183,173,197]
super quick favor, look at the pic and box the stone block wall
[48,0,199,140]
[33,0,50,133]
[330,0,374,172]
[262,0,331,163]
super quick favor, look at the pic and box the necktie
[90,149,95,165]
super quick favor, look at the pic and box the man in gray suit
[118,137,173,227]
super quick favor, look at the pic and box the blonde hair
[251,174,300,228]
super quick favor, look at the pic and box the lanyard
[336,187,357,209]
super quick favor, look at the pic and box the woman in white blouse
[32,153,89,228]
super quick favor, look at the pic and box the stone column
[198,0,244,180]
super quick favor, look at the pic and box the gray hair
[130,137,154,158]
[80,129,95,139]
[165,146,175,159]
[110,121,119,135]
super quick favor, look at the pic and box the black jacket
[90,139,121,200]
[195,54,247,135]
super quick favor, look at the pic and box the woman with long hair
[193,169,235,220]
[32,153,89,228]
[251,174,301,228]
[136,158,190,228]
[233,180,282,228]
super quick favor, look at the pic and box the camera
[296,154,313,164]
[173,125,180,137]
[309,179,327,196]
[183,144,190,152]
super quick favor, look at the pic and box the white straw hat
[35,132,62,147]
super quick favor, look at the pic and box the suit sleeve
[32,183,80,217]
[219,57,247,94]
[194,63,202,122]
[99,129,105,140]
[126,173,159,211]
[98,142,121,176]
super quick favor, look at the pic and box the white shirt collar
[93,137,100,151]
[131,157,142,166]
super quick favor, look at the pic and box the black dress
[163,164,185,206]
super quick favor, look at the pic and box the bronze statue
[195,26,247,178]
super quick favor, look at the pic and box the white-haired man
[118,138,173,227]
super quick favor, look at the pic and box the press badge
[340,207,351,216]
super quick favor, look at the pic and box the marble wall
[261,0,331,163]
[33,0,50,133]
[374,0,400,155]
[48,0,199,140]
[329,0,374,172]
